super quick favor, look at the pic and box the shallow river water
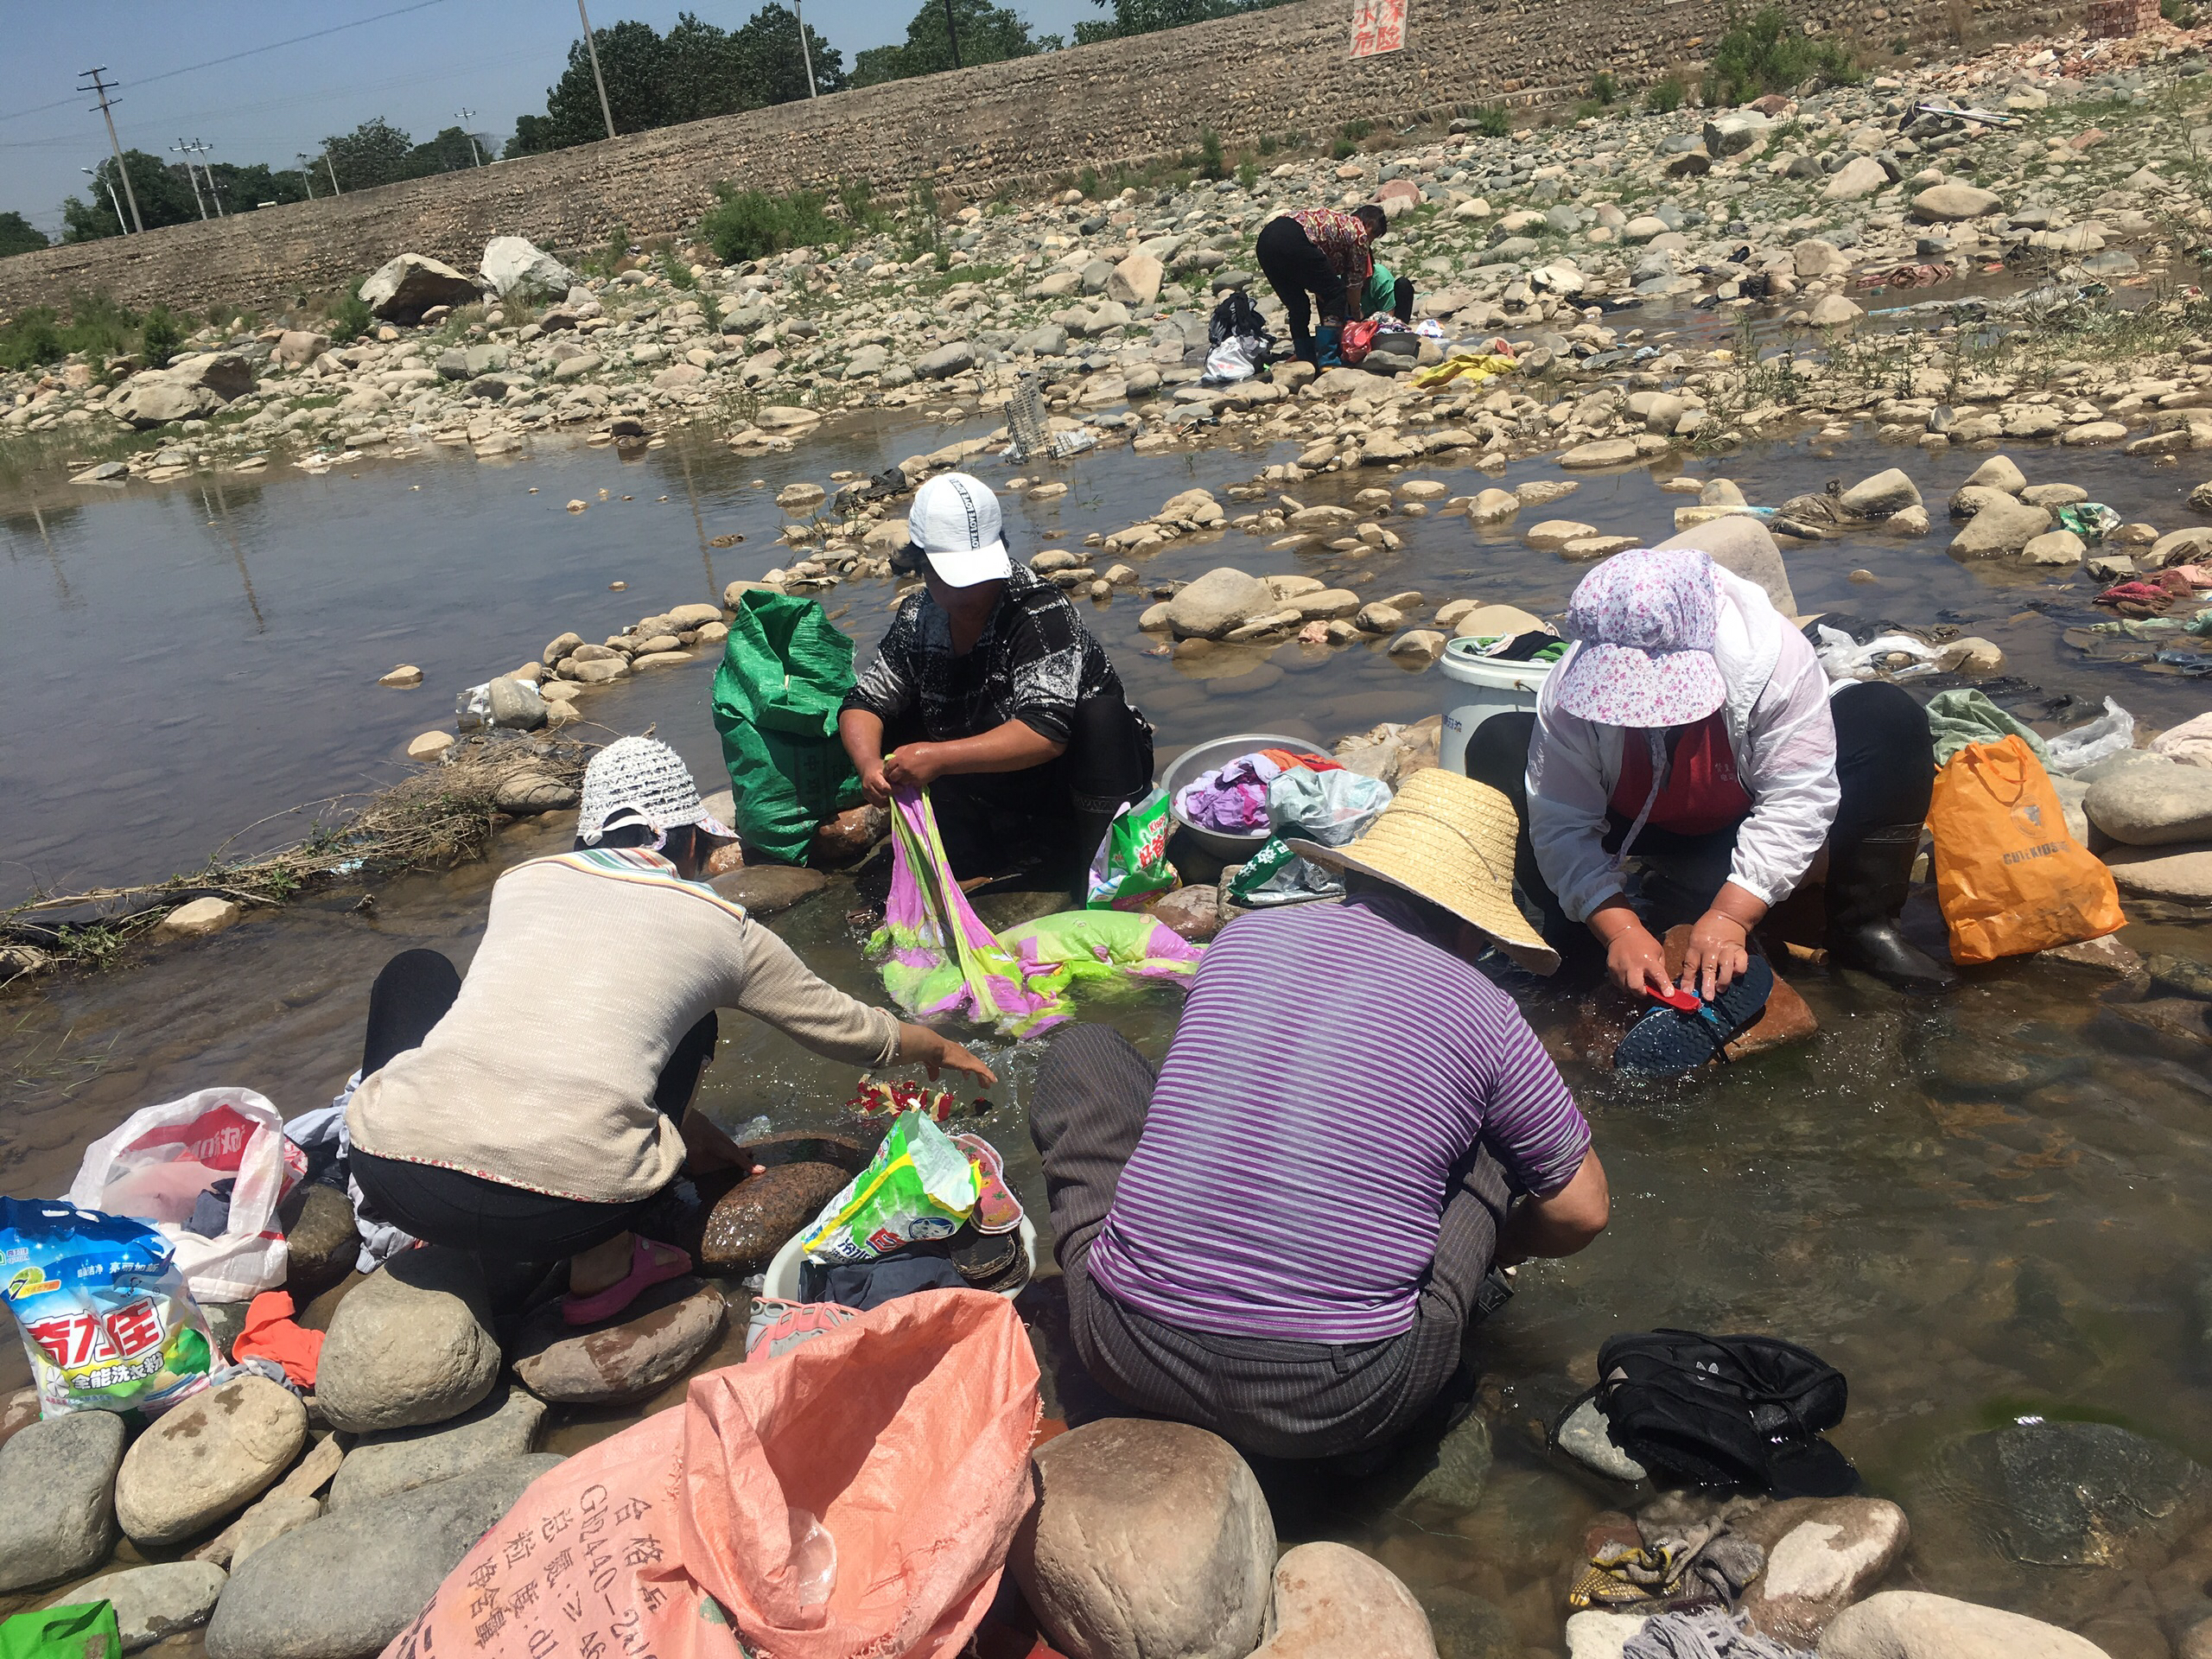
[8,405,2212,1649]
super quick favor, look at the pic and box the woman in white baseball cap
[838,473,1154,886]
[344,735,995,1325]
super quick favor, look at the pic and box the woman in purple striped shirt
[1029,768,1608,1462]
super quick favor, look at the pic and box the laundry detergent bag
[0,1199,215,1419]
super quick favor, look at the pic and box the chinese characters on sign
[1350,0,1407,59]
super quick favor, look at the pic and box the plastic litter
[2041,697,2136,773]
[1814,625,1945,682]
[0,1198,216,1419]
[786,1508,837,1608]
[1002,372,1052,462]
[454,683,493,732]
[2058,502,2123,543]
[67,1090,305,1304]
[1227,768,1394,907]
[798,1110,980,1267]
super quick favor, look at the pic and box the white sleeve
[1727,626,1840,906]
[1526,698,1630,925]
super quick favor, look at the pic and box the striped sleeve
[1474,1001,1590,1198]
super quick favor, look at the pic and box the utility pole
[943,0,963,67]
[188,139,225,216]
[79,67,143,233]
[576,0,617,140]
[455,109,483,165]
[81,166,127,237]
[794,0,817,97]
[326,153,342,195]
[173,140,209,219]
[296,152,317,200]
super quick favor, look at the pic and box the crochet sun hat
[576,736,735,847]
[1552,547,1729,729]
[907,472,1012,588]
[1285,767,1560,974]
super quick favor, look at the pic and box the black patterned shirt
[842,563,1125,746]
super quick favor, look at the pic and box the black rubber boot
[1825,825,1958,991]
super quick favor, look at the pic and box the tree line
[1,0,1287,257]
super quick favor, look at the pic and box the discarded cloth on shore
[1923,688,2050,767]
[386,1293,1039,1659]
[1623,1609,1807,1659]
[67,1090,306,1303]
[1410,350,1518,391]
[231,1290,323,1389]
[868,788,1202,1035]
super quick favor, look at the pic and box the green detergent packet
[798,1110,980,1266]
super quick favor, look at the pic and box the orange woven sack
[385,1290,1039,1659]
[1928,734,2125,964]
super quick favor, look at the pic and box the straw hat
[1285,766,1559,974]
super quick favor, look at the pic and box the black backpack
[1568,1328,1857,1497]
[1208,289,1273,348]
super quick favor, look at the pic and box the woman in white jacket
[1466,546,1955,995]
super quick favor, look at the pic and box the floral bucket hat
[1552,548,1729,728]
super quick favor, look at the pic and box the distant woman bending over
[344,736,994,1324]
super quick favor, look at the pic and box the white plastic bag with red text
[66,1089,304,1303]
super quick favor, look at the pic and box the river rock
[360,253,483,322]
[1737,1497,1910,1645]
[512,1278,726,1405]
[1944,1419,2212,1569]
[1012,1419,1275,1659]
[1468,487,1520,524]
[1154,884,1225,942]
[315,1249,502,1435]
[65,1561,229,1651]
[1554,1398,1648,1481]
[1251,1544,1437,1659]
[224,1491,323,1570]
[1964,454,2028,493]
[486,677,548,732]
[1167,568,1268,639]
[1823,156,1891,200]
[1656,517,1797,614]
[0,1411,125,1591]
[1807,295,1865,328]
[157,896,243,939]
[1912,184,2004,222]
[707,863,829,915]
[700,1161,849,1272]
[205,1455,564,1659]
[810,804,890,867]
[2086,764,2212,846]
[279,1182,360,1296]
[114,374,221,428]
[1818,1592,2105,1659]
[1949,498,2050,556]
[1524,518,1598,550]
[917,340,975,378]
[1840,469,1921,518]
[116,1375,308,1546]
[2102,843,2212,902]
[480,236,575,299]
[328,1382,546,1511]
[1109,253,1165,306]
[1566,1611,1649,1659]
[1393,1413,1492,1510]
[1560,438,1644,468]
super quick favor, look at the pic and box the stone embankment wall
[0,0,2060,319]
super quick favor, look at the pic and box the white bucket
[1439,638,1558,775]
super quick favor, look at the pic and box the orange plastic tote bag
[385,1289,1039,1659]
[1928,734,2124,964]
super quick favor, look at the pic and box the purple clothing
[1085,894,1591,1344]
[1175,753,1286,833]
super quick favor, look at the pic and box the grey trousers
[1029,1023,1511,1461]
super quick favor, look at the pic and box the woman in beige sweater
[346,738,994,1325]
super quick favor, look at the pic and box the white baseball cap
[907,472,1012,588]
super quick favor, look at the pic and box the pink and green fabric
[868,787,1203,1036]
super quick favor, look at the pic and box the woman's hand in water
[883,744,946,790]
[1590,899,1672,1000]
[898,1022,999,1087]
[1681,910,1750,1001]
[856,759,893,807]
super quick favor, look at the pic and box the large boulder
[327,1382,546,1511]
[1818,1592,2105,1659]
[359,254,484,323]
[1940,1419,2212,1570]
[1704,111,1772,155]
[2087,761,2212,846]
[1736,1497,1910,1645]
[115,1375,308,1546]
[315,1249,502,1434]
[1839,468,1921,519]
[1108,253,1166,307]
[917,341,975,379]
[1949,498,2050,556]
[1656,517,1797,614]
[0,1411,125,1591]
[67,1561,229,1652]
[1911,184,2005,223]
[479,236,576,299]
[169,352,257,400]
[113,374,221,429]
[1251,1544,1438,1659]
[1822,157,1891,200]
[272,330,328,366]
[1166,568,1269,639]
[204,1456,564,1659]
[1011,1419,1275,1659]
[510,1279,727,1405]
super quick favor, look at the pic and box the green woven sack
[710,590,863,864]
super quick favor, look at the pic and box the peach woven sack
[1928,734,2124,964]
[385,1289,1040,1659]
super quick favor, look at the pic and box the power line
[78,67,143,232]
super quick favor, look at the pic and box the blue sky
[1,0,1098,237]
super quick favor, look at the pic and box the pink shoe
[562,1237,691,1326]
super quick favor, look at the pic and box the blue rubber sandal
[1613,957,1776,1077]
